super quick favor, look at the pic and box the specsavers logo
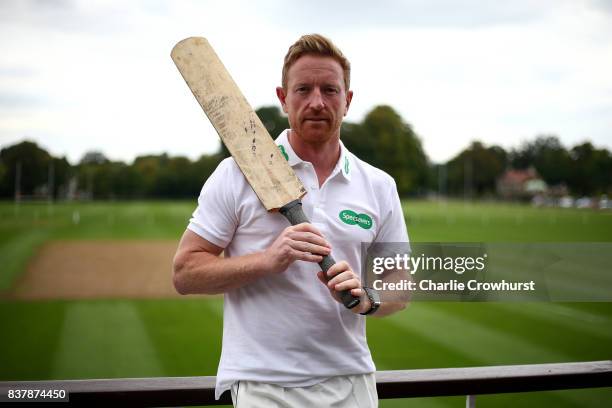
[339,210,373,230]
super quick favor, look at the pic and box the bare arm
[172,223,332,295]
[173,229,265,294]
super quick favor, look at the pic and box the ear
[276,87,289,114]
[344,90,353,116]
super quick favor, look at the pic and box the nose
[308,88,324,110]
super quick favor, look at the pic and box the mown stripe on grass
[51,301,163,379]
[0,300,67,380]
[374,304,592,407]
[380,395,464,408]
[371,309,578,407]
[387,303,569,365]
[368,316,481,370]
[417,302,612,369]
[135,297,225,377]
[489,303,612,343]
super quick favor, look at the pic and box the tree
[132,154,167,197]
[510,135,572,186]
[343,105,429,195]
[50,156,72,199]
[155,156,194,198]
[447,141,507,196]
[341,121,373,164]
[569,142,612,195]
[0,161,6,194]
[507,135,612,195]
[79,151,108,165]
[110,162,139,198]
[192,154,224,189]
[0,141,52,198]
[256,106,289,137]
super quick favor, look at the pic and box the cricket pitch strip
[5,241,201,300]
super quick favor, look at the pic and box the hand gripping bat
[171,37,360,309]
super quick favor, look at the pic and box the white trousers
[230,373,378,408]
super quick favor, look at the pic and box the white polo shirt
[188,129,409,400]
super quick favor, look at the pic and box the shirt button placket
[308,164,321,222]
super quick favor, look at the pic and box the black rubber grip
[279,199,360,309]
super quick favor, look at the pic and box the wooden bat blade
[171,37,306,211]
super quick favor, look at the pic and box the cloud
[0,65,36,78]
[247,0,560,31]
[0,0,137,35]
[0,92,47,108]
[590,0,612,14]
[0,0,611,164]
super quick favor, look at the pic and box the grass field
[1,200,611,407]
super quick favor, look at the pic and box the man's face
[276,55,353,144]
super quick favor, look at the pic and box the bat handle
[279,200,361,310]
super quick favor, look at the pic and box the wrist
[252,251,273,277]
[359,287,381,316]
[356,294,372,314]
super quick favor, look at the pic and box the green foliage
[510,135,573,185]
[446,135,612,197]
[446,141,507,196]
[51,157,71,197]
[343,105,429,195]
[568,142,612,195]
[510,135,612,195]
[0,141,69,197]
[256,105,290,136]
[73,153,224,200]
[0,161,6,191]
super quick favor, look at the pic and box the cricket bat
[171,37,360,309]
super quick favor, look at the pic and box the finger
[327,260,350,278]
[333,278,361,292]
[291,249,324,263]
[350,287,364,297]
[289,240,331,256]
[328,270,357,288]
[287,231,331,249]
[291,222,325,237]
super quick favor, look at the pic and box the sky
[0,0,611,164]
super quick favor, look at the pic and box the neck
[288,130,341,186]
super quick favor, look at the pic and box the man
[173,34,409,407]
